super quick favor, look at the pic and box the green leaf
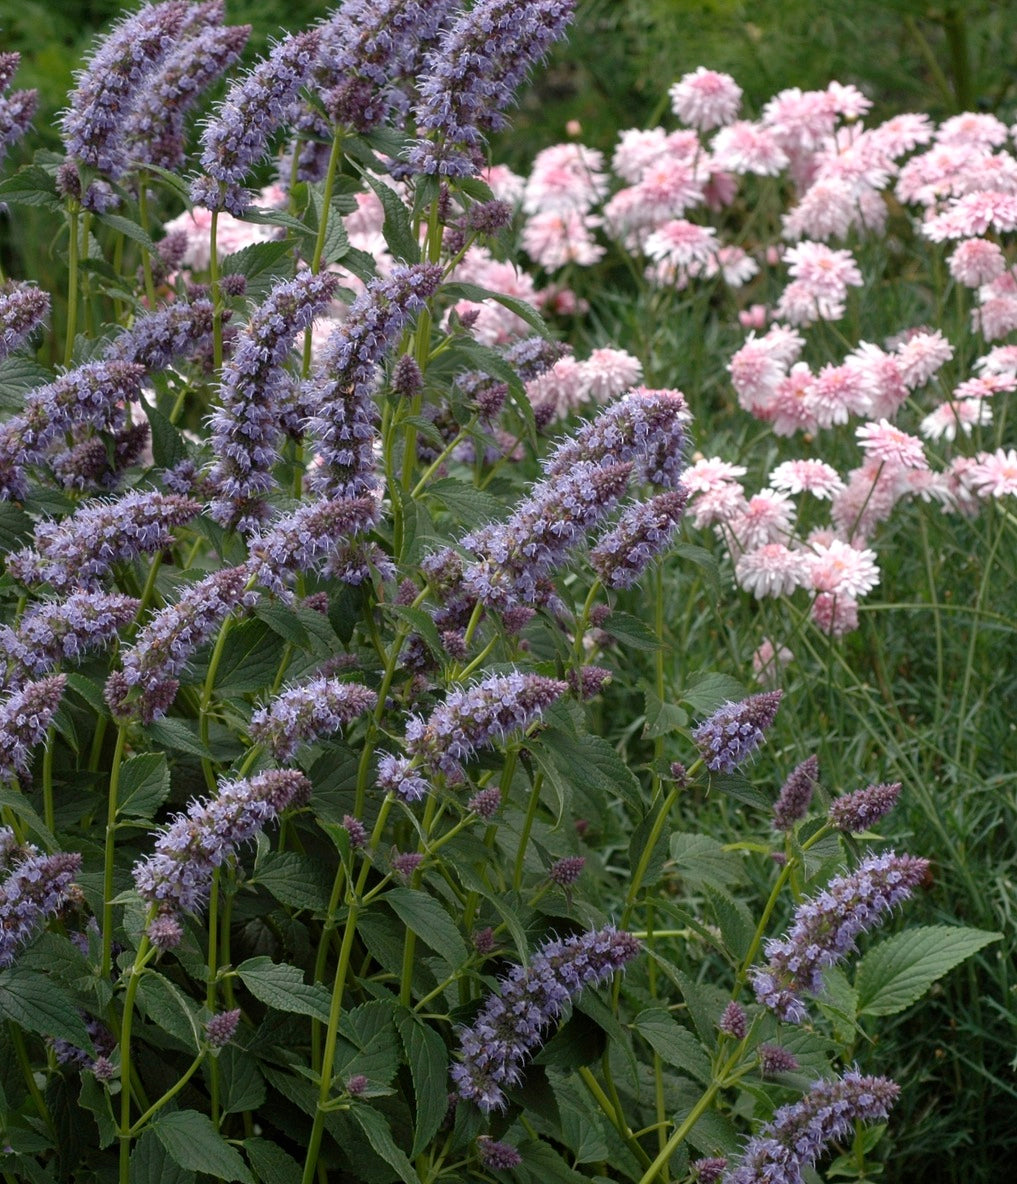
[336,999,401,1085]
[703,883,754,962]
[669,832,747,888]
[147,716,213,759]
[96,212,153,247]
[241,205,313,236]
[150,1110,254,1183]
[364,173,420,263]
[136,972,202,1051]
[643,688,687,738]
[633,1008,712,1084]
[212,620,284,695]
[444,281,548,337]
[219,1045,266,1115]
[0,501,33,552]
[221,238,293,284]
[349,1102,420,1184]
[681,672,747,715]
[534,728,643,812]
[145,401,189,470]
[131,1129,195,1184]
[856,926,1002,1017]
[0,968,91,1049]
[236,956,332,1022]
[398,1013,449,1156]
[600,611,662,651]
[425,477,506,527]
[255,852,332,912]
[0,165,61,210]
[118,752,170,819]
[386,603,443,660]
[79,1074,117,1149]
[243,1137,302,1184]
[0,357,51,412]
[255,601,310,647]
[386,887,467,969]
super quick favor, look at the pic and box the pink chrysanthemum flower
[725,489,795,552]
[831,460,903,541]
[634,156,707,216]
[895,143,980,207]
[689,483,746,530]
[770,459,844,499]
[753,637,794,683]
[894,330,954,389]
[683,455,748,494]
[954,372,1017,400]
[768,363,821,436]
[965,448,1017,497]
[857,419,928,469]
[936,111,1010,149]
[522,209,605,269]
[924,190,1017,242]
[761,86,839,153]
[644,219,717,269]
[669,67,741,131]
[709,245,759,286]
[523,142,608,214]
[811,590,859,637]
[809,363,870,427]
[948,238,1007,288]
[611,127,670,182]
[869,112,935,157]
[975,344,1017,375]
[578,347,642,403]
[920,399,992,442]
[973,286,1017,341]
[735,543,809,598]
[845,342,908,421]
[781,180,859,242]
[785,240,863,295]
[710,119,788,175]
[809,538,880,597]
[480,163,525,203]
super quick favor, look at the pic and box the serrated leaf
[221,238,293,281]
[425,477,505,527]
[308,186,352,267]
[670,832,747,888]
[136,972,202,1051]
[219,1045,266,1115]
[65,673,109,715]
[151,1110,254,1183]
[145,400,189,470]
[0,357,51,411]
[118,752,170,819]
[364,174,420,263]
[212,620,284,695]
[147,716,212,758]
[243,1137,302,1184]
[241,205,313,236]
[643,688,687,738]
[131,1129,195,1184]
[348,1102,420,1184]
[703,883,754,961]
[255,852,332,912]
[236,956,331,1022]
[385,888,467,970]
[397,1013,449,1156]
[856,926,1001,1017]
[0,968,91,1049]
[444,281,548,337]
[534,728,643,812]
[255,601,310,647]
[96,212,152,247]
[600,611,662,651]
[386,603,443,659]
[0,501,33,551]
[0,165,61,210]
[336,1000,401,1085]
[681,672,747,715]
[633,1008,712,1084]
[79,1074,117,1149]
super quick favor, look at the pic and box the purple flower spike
[0,839,82,968]
[205,1009,241,1049]
[133,768,311,919]
[192,29,320,214]
[829,781,902,832]
[692,1158,728,1183]
[308,263,443,500]
[10,591,140,682]
[408,0,576,177]
[207,271,339,533]
[772,756,819,831]
[0,57,37,171]
[405,671,567,781]
[590,488,688,589]
[693,691,783,773]
[758,1043,800,1076]
[61,1,190,178]
[0,675,66,783]
[250,677,377,761]
[718,1000,747,1040]
[477,1137,522,1170]
[549,856,585,887]
[0,283,50,362]
[751,850,930,1023]
[377,753,430,803]
[722,1070,899,1184]
[452,926,640,1111]
[105,298,216,374]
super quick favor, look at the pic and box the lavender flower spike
[208,271,340,533]
[0,676,66,784]
[308,263,444,500]
[751,850,930,1023]
[133,769,311,919]
[408,0,577,177]
[723,1070,899,1184]
[405,671,567,781]
[829,781,902,832]
[105,298,216,374]
[0,53,38,171]
[250,677,377,761]
[191,29,320,215]
[772,756,819,831]
[452,926,640,1111]
[590,488,688,589]
[9,591,140,683]
[0,839,82,968]
[693,691,782,774]
[0,283,50,362]
[61,1,190,179]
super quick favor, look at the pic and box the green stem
[512,769,543,891]
[64,202,81,367]
[118,935,152,1184]
[637,1081,724,1184]
[101,725,129,980]
[578,1066,652,1169]
[42,726,56,834]
[199,615,237,792]
[137,177,158,309]
[9,1023,53,1135]
[128,1052,204,1136]
[620,785,680,926]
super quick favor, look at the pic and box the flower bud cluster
[250,677,377,761]
[0,831,81,968]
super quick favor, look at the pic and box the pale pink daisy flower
[481,164,525,204]
[807,363,870,427]
[578,348,643,403]
[898,468,954,505]
[785,240,863,297]
[761,87,839,153]
[767,363,822,436]
[811,591,859,637]
[644,219,717,269]
[857,419,928,469]
[808,538,880,597]
[845,342,908,420]
[669,67,742,131]
[936,112,1010,149]
[948,238,1007,287]
[728,336,787,410]
[710,120,788,175]
[895,143,981,207]
[972,289,1017,341]
[827,81,872,121]
[525,354,585,421]
[920,399,991,442]
[725,489,795,551]
[753,638,794,683]
[781,180,859,241]
[923,190,1017,241]
[945,456,988,514]
[812,125,893,191]
[611,127,670,182]
[894,329,954,389]
[975,344,1017,375]
[953,372,1017,399]
[770,459,844,499]
[959,152,1017,197]
[522,210,605,270]
[703,245,759,287]
[870,112,935,157]
[965,448,1017,497]
[633,157,707,218]
[831,460,904,540]
[689,483,746,530]
[735,543,809,598]
[774,280,844,327]
[683,455,748,495]
[523,143,608,214]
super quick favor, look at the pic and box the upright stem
[101,725,129,979]
[118,935,152,1184]
[64,202,81,367]
[137,177,158,309]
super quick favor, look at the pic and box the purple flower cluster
[191,29,320,214]
[476,1137,522,1170]
[0,361,145,500]
[0,282,49,362]
[205,1008,241,1049]
[0,831,81,968]
[452,926,640,1111]
[121,7,250,172]
[462,461,634,609]
[723,1070,899,1184]
[543,388,690,491]
[718,1000,747,1040]
[758,1044,800,1076]
[0,675,66,783]
[246,495,379,595]
[405,670,567,780]
[408,0,576,177]
[308,263,443,499]
[208,271,339,532]
[61,0,189,179]
[105,297,216,374]
[250,677,377,761]
[829,781,902,832]
[134,768,311,919]
[376,753,430,803]
[0,53,37,170]
[51,420,151,493]
[751,850,930,1023]
[7,491,200,591]
[108,564,258,723]
[590,488,688,589]
[693,691,783,774]
[772,756,819,831]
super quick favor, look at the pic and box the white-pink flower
[521,210,605,270]
[948,238,1007,287]
[523,143,608,214]
[936,112,1010,149]
[725,489,795,551]
[894,330,954,389]
[578,348,643,403]
[811,591,859,637]
[710,120,788,175]
[919,399,992,441]
[612,127,670,182]
[644,219,717,269]
[735,543,809,598]
[770,459,844,499]
[669,67,742,131]
[856,419,928,469]
[965,448,1017,497]
[683,455,748,494]
[808,538,880,597]
[753,638,794,682]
